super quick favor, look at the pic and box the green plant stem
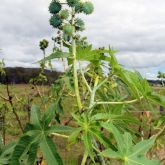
[89,77,108,109]
[154,125,165,139]
[89,76,99,109]
[0,94,9,101]
[71,8,82,111]
[81,151,88,165]
[60,31,66,71]
[6,82,24,133]
[51,133,69,138]
[80,63,92,93]
[95,96,143,105]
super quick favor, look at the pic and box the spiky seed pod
[75,18,85,31]
[82,1,94,15]
[49,15,62,28]
[39,39,49,50]
[49,1,62,14]
[59,9,69,20]
[63,24,74,36]
[75,2,83,13]
[67,0,80,7]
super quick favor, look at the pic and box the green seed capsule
[82,1,94,15]
[75,2,83,13]
[59,9,69,20]
[49,15,62,28]
[49,1,62,14]
[67,0,80,7]
[63,24,74,36]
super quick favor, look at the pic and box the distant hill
[148,79,164,86]
[0,67,62,84]
[0,67,163,86]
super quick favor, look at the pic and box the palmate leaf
[11,105,69,165]
[109,54,150,99]
[110,53,165,108]
[101,123,160,165]
[76,45,112,62]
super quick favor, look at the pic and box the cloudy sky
[0,0,165,79]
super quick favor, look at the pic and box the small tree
[157,71,165,86]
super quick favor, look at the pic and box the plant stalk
[81,151,88,165]
[95,97,143,105]
[51,133,69,138]
[60,31,66,71]
[71,8,82,111]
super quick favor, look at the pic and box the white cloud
[0,0,165,75]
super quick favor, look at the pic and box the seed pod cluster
[67,0,94,15]
[49,0,65,28]
[48,0,94,47]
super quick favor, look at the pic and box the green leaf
[124,156,160,165]
[26,143,38,165]
[40,51,70,62]
[76,45,112,62]
[101,123,125,153]
[0,142,15,165]
[101,148,121,159]
[109,53,152,99]
[39,136,63,165]
[68,128,82,143]
[42,104,56,127]
[90,128,117,151]
[131,137,156,157]
[147,92,165,107]
[10,136,32,165]
[31,105,41,129]
[83,131,94,160]
[101,125,160,165]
